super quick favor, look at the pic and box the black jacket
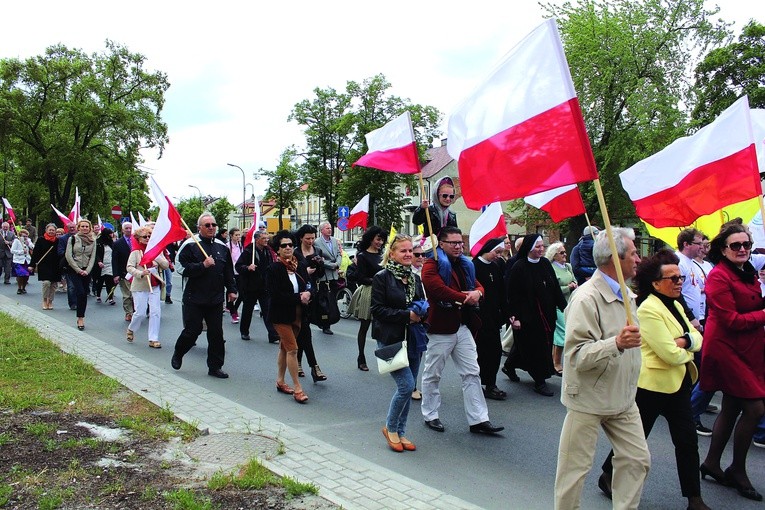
[111,236,132,279]
[29,237,60,282]
[412,204,458,239]
[178,236,237,306]
[265,260,312,324]
[473,257,508,328]
[371,269,425,346]
[235,244,269,296]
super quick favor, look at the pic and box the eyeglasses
[441,240,464,246]
[200,223,217,228]
[279,242,293,248]
[558,251,567,256]
[138,235,150,239]
[690,242,703,246]
[657,275,686,284]
[440,194,455,200]
[413,253,424,258]
[727,241,753,251]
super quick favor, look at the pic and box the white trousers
[128,288,161,342]
[421,325,489,426]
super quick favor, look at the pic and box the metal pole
[227,163,246,230]
[188,185,203,209]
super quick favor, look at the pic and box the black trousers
[297,318,318,367]
[239,291,260,336]
[602,373,700,497]
[258,293,279,342]
[174,301,225,370]
[476,318,502,388]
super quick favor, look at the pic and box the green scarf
[385,259,415,305]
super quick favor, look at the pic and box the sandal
[148,341,162,349]
[276,381,295,395]
[126,329,134,343]
[293,390,309,404]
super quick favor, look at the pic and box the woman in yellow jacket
[599,250,710,510]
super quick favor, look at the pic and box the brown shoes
[382,427,403,452]
[293,390,308,404]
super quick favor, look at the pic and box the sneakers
[165,296,173,304]
[754,439,765,448]
[231,312,240,324]
[695,421,713,436]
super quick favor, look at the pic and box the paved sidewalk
[1,294,481,510]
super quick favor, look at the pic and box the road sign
[338,206,350,218]
[337,217,349,231]
[111,205,122,221]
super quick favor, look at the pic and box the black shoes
[241,334,251,341]
[208,368,229,379]
[598,472,612,499]
[501,365,520,382]
[425,419,445,432]
[165,297,173,304]
[483,386,507,400]
[534,383,554,396]
[322,328,334,335]
[695,421,713,436]
[171,354,182,370]
[469,421,504,434]
[725,467,763,501]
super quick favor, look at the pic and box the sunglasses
[727,241,753,251]
[413,253,424,258]
[201,223,218,228]
[558,251,567,256]
[657,275,686,284]
[279,242,293,248]
[138,235,150,239]
[440,194,455,200]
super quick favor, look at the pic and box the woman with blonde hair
[126,225,169,349]
[65,219,98,330]
[545,242,577,375]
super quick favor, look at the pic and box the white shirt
[676,251,702,321]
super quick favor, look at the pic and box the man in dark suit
[0,222,16,284]
[111,221,134,321]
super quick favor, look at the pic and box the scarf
[435,247,476,290]
[278,255,298,273]
[386,259,415,305]
[77,233,94,245]
[44,232,57,243]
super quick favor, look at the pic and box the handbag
[374,340,409,374]
[309,281,340,326]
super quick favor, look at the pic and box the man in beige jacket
[554,227,650,510]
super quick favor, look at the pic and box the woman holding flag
[126,225,169,349]
[29,223,60,310]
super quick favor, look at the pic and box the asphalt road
[3,274,761,509]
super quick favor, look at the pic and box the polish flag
[69,187,81,222]
[353,111,420,174]
[469,202,507,256]
[447,19,598,210]
[97,214,104,230]
[243,196,261,248]
[620,96,761,228]
[130,212,140,228]
[139,177,189,266]
[524,184,586,223]
[346,194,369,231]
[1,198,17,227]
[752,109,765,172]
[51,204,72,226]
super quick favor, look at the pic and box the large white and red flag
[243,195,261,248]
[620,96,760,228]
[469,202,507,256]
[1,198,17,227]
[69,187,81,222]
[752,108,765,172]
[447,19,598,209]
[353,111,421,174]
[139,177,188,266]
[524,184,586,223]
[51,204,72,226]
[346,194,369,231]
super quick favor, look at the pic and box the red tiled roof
[421,146,453,179]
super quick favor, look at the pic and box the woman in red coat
[699,223,765,501]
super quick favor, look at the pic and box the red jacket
[421,257,484,335]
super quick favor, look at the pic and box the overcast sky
[2,1,761,210]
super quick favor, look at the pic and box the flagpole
[592,179,634,325]
[758,195,765,241]
[418,172,438,261]
[584,211,596,240]
[178,216,209,259]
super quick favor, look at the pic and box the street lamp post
[227,163,246,230]
[188,185,203,209]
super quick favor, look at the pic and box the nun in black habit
[504,234,567,396]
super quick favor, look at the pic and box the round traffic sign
[337,217,349,231]
[111,205,122,220]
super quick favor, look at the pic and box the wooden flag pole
[592,178,634,325]
[179,216,209,259]
[418,172,438,261]
[584,211,596,240]
[758,194,765,241]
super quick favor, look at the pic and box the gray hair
[319,221,331,230]
[545,242,565,261]
[593,227,635,267]
[197,212,215,226]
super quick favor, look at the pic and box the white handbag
[374,340,409,374]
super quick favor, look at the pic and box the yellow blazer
[636,294,702,394]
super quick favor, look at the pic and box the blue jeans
[380,341,421,436]
[755,415,765,443]
[164,268,173,298]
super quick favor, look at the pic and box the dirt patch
[0,409,338,509]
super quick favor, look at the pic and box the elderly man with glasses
[171,213,238,378]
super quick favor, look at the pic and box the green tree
[175,197,203,234]
[209,197,237,230]
[692,20,765,125]
[542,0,730,242]
[0,41,168,225]
[262,147,306,231]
